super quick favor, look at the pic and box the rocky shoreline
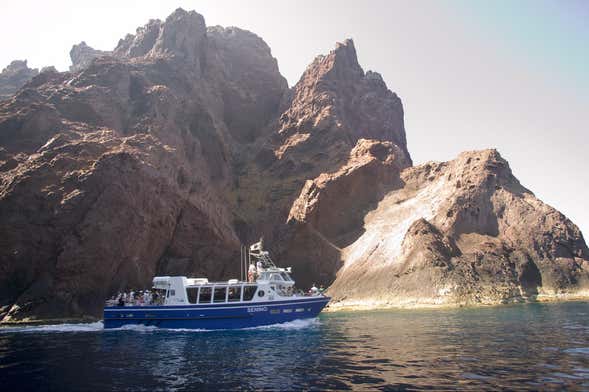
[0,316,99,327]
[326,291,589,312]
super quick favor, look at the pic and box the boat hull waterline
[103,297,330,330]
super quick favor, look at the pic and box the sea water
[1,301,588,391]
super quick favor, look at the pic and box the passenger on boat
[248,263,256,282]
[310,284,319,295]
[117,295,125,307]
[256,259,263,273]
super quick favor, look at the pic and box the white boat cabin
[152,266,297,306]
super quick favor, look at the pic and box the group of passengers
[247,259,269,282]
[109,290,164,307]
[308,283,325,296]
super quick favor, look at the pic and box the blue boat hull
[103,297,330,330]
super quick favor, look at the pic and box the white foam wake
[105,318,320,333]
[244,317,320,331]
[0,317,320,334]
[105,324,209,333]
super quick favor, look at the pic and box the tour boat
[103,241,330,329]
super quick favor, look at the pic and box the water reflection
[0,302,588,390]
[312,304,589,390]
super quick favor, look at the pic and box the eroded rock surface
[325,150,589,308]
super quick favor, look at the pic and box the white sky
[1,0,587,238]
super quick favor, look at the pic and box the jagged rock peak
[1,60,36,74]
[303,38,363,82]
[114,8,206,68]
[40,66,58,74]
[207,25,273,55]
[150,8,206,63]
[114,19,162,58]
[329,38,364,79]
[69,41,112,72]
[0,60,39,99]
[278,37,411,164]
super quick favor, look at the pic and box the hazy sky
[1,0,587,237]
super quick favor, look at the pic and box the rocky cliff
[69,42,112,72]
[320,149,589,308]
[0,8,587,322]
[0,8,287,321]
[0,60,39,100]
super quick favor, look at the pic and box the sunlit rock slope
[320,150,589,308]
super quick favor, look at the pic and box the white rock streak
[342,176,448,270]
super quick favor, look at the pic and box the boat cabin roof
[152,269,294,290]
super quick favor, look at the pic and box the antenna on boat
[244,245,246,281]
[240,244,248,282]
[240,244,249,282]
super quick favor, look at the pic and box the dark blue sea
[1,301,589,391]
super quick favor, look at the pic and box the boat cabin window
[228,286,241,302]
[167,289,176,298]
[277,284,293,297]
[269,273,283,281]
[186,287,199,304]
[213,287,227,303]
[242,285,257,301]
[198,287,212,304]
[280,272,292,282]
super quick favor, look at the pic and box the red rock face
[0,8,587,321]
[0,8,286,321]
[278,39,410,163]
[233,39,412,263]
